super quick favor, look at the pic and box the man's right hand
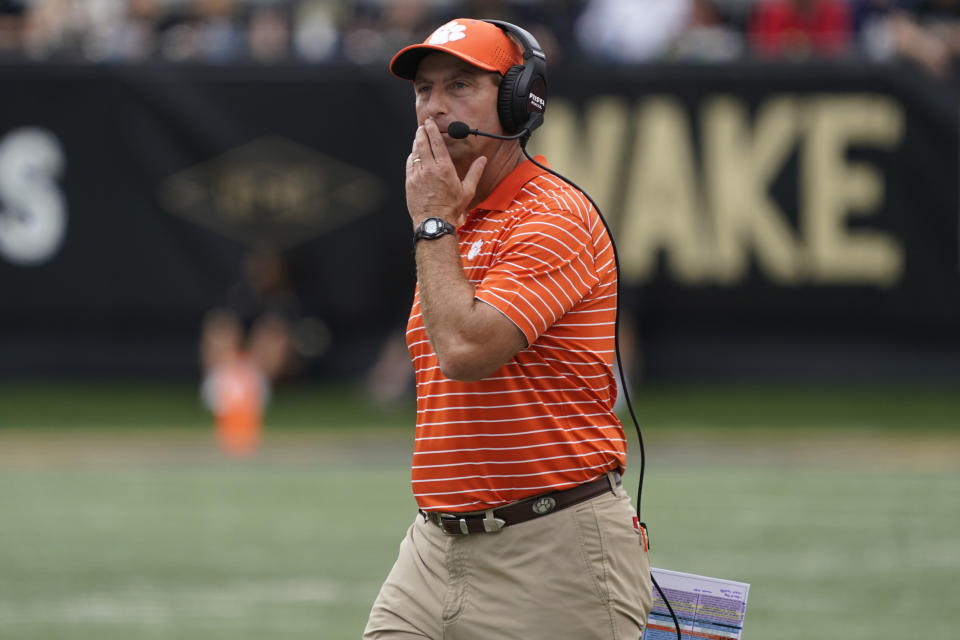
[405,118,486,229]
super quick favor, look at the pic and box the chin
[445,142,469,160]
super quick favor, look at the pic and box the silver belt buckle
[437,511,505,535]
[482,510,506,533]
[436,513,467,535]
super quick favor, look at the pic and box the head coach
[363,18,654,639]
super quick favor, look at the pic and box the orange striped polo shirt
[406,156,626,513]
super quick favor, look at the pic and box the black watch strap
[413,217,456,244]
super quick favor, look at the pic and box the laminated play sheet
[643,567,750,639]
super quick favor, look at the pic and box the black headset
[482,20,548,139]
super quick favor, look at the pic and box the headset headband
[481,19,546,63]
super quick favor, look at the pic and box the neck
[458,142,525,217]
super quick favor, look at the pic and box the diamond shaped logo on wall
[160,137,383,248]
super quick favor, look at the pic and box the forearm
[405,118,525,379]
[415,235,501,380]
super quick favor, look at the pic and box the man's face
[413,52,505,167]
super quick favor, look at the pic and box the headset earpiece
[497,65,526,134]
[483,20,548,139]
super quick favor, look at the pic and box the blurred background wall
[0,0,958,388]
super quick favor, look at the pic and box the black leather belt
[420,471,621,535]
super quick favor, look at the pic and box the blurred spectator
[247,4,290,62]
[41,0,161,63]
[199,246,332,447]
[194,0,245,62]
[341,0,434,66]
[96,0,163,62]
[576,0,693,62]
[199,250,278,455]
[379,0,436,57]
[888,0,960,76]
[711,0,759,29]
[852,0,913,61]
[155,0,245,62]
[21,0,75,60]
[0,0,26,58]
[339,2,382,64]
[917,0,960,54]
[849,0,960,76]
[201,249,305,386]
[748,0,853,59]
[506,0,582,64]
[672,0,746,60]
[293,0,341,62]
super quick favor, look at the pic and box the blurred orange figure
[205,352,265,457]
[199,249,303,457]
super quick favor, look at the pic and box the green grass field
[1,382,958,639]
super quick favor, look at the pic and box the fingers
[407,118,486,215]
[411,118,449,165]
[461,156,487,200]
[411,125,429,163]
[422,119,450,165]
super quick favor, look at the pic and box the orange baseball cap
[390,18,523,81]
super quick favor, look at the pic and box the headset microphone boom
[446,120,529,141]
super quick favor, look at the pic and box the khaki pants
[364,483,652,639]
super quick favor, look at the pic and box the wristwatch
[413,217,456,244]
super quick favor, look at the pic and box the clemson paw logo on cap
[428,21,467,45]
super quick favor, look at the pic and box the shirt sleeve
[474,204,599,346]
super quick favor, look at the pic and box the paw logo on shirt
[532,496,556,515]
[468,239,483,260]
[428,21,467,45]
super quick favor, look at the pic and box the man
[364,18,653,639]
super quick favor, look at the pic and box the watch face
[424,219,440,234]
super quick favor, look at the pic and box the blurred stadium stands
[0,0,958,388]
[0,0,956,76]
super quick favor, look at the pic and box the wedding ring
[413,157,422,163]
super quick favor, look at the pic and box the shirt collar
[471,155,550,213]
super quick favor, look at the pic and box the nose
[418,89,447,123]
